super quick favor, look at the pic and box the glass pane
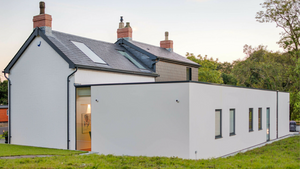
[76,87,91,151]
[186,68,191,80]
[230,109,234,134]
[258,108,262,130]
[118,51,146,69]
[215,110,221,136]
[71,41,106,64]
[249,108,253,131]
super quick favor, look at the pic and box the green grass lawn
[0,136,299,169]
[0,144,85,157]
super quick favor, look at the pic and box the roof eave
[76,64,159,77]
[158,57,201,68]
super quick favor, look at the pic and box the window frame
[186,67,192,81]
[230,109,236,136]
[258,108,262,130]
[215,109,222,139]
[249,108,254,132]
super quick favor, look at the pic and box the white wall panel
[278,92,290,137]
[75,69,155,85]
[91,83,190,158]
[189,83,280,159]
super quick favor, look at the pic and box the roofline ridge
[51,30,116,45]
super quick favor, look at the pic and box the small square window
[249,108,253,132]
[230,109,235,136]
[215,109,222,139]
[186,67,192,81]
[258,108,262,130]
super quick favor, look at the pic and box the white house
[3,2,289,159]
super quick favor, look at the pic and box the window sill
[258,129,263,131]
[230,133,236,136]
[215,136,223,139]
[249,130,254,132]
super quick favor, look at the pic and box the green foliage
[0,136,299,168]
[256,0,300,58]
[186,53,223,84]
[0,80,8,105]
[232,45,290,90]
[2,131,8,137]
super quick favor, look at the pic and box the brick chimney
[160,32,173,52]
[117,16,132,40]
[33,1,52,34]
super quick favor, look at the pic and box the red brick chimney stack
[117,16,132,40]
[160,31,173,52]
[33,1,52,29]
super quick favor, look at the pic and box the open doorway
[76,87,91,151]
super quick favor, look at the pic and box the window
[118,50,146,69]
[249,108,253,132]
[230,109,235,136]
[186,67,192,81]
[215,109,222,139]
[71,41,106,64]
[258,108,262,130]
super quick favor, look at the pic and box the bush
[2,131,8,137]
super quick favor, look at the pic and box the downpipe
[3,72,11,144]
[67,67,78,149]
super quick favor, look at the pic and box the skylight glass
[118,50,146,69]
[71,41,106,64]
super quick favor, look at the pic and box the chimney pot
[125,22,131,28]
[119,16,124,29]
[165,31,169,40]
[40,1,45,14]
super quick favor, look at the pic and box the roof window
[118,50,146,69]
[71,41,106,64]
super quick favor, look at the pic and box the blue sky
[0,0,283,81]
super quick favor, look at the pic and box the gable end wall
[9,37,74,149]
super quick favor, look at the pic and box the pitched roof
[47,31,155,75]
[5,28,199,75]
[0,105,8,109]
[4,28,157,77]
[129,41,200,67]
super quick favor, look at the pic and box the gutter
[67,67,78,149]
[2,72,11,144]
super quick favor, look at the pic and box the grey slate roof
[0,105,8,109]
[46,31,155,75]
[129,41,200,67]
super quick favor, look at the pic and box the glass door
[76,87,91,151]
[266,108,270,141]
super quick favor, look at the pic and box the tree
[256,0,300,120]
[232,45,290,90]
[217,62,237,85]
[256,0,300,58]
[186,53,223,84]
[0,80,8,105]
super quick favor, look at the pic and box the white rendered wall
[278,92,289,137]
[189,83,282,159]
[75,69,155,85]
[91,83,190,158]
[9,37,75,149]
